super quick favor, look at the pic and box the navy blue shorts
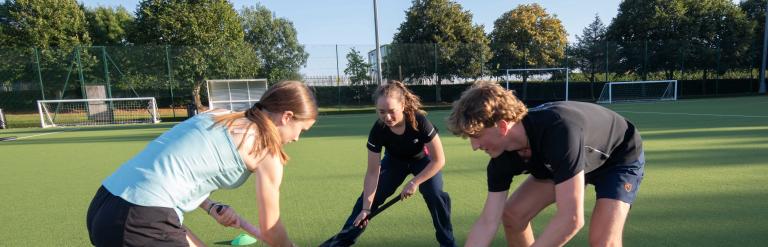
[586,151,645,204]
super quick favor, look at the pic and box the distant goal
[37,97,160,128]
[207,79,268,111]
[597,80,677,104]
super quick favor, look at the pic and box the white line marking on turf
[16,128,81,140]
[616,111,768,118]
[319,114,373,119]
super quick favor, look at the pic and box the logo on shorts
[624,182,632,192]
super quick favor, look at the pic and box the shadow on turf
[625,192,767,246]
[2,133,162,146]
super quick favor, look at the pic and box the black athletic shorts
[86,186,189,247]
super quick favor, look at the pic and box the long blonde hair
[373,80,425,131]
[213,81,318,163]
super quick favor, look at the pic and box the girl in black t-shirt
[320,81,455,247]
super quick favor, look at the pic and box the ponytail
[213,107,287,163]
[213,81,318,165]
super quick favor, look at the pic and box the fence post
[336,44,341,111]
[643,39,648,81]
[716,46,721,96]
[33,47,45,100]
[102,46,112,99]
[565,45,569,101]
[605,40,609,84]
[680,41,685,80]
[166,45,175,118]
[75,46,86,99]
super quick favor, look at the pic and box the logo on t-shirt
[543,163,553,172]
[413,138,419,143]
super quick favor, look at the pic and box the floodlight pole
[760,0,768,94]
[373,0,384,85]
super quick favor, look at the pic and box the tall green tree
[130,0,259,109]
[344,48,372,85]
[741,0,766,67]
[685,0,752,80]
[607,0,687,79]
[240,5,308,83]
[488,3,567,82]
[608,0,751,80]
[574,14,606,84]
[1,0,90,48]
[84,6,133,46]
[740,0,768,93]
[0,0,92,100]
[344,47,372,103]
[0,2,9,45]
[390,0,490,102]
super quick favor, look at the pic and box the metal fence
[0,40,764,112]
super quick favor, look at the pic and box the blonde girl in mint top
[87,81,317,247]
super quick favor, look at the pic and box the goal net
[37,97,160,128]
[597,80,677,104]
[207,79,268,111]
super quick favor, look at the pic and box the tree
[574,14,606,83]
[0,0,92,100]
[0,2,9,45]
[390,0,491,102]
[740,0,768,93]
[488,4,567,80]
[344,48,372,103]
[240,5,308,83]
[130,0,259,109]
[684,0,752,80]
[0,0,90,48]
[608,0,751,80]
[84,6,133,46]
[344,48,372,85]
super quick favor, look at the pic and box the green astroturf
[0,96,766,246]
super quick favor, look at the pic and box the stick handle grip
[237,217,264,240]
[215,205,265,241]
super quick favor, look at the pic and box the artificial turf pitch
[0,96,766,246]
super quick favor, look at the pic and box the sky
[80,0,744,76]
[81,0,632,44]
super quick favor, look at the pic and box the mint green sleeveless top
[102,113,250,223]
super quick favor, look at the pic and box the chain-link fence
[1,41,763,115]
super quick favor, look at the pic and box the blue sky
[82,0,629,44]
[80,0,744,76]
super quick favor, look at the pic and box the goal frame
[206,79,268,111]
[37,97,160,128]
[597,80,678,104]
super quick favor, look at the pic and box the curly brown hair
[373,80,426,131]
[447,81,528,138]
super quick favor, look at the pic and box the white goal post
[504,68,570,101]
[37,97,160,128]
[597,80,678,104]
[206,79,268,111]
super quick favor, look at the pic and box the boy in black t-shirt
[321,81,455,247]
[447,82,645,247]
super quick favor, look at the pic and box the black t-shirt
[487,101,643,192]
[366,112,438,161]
